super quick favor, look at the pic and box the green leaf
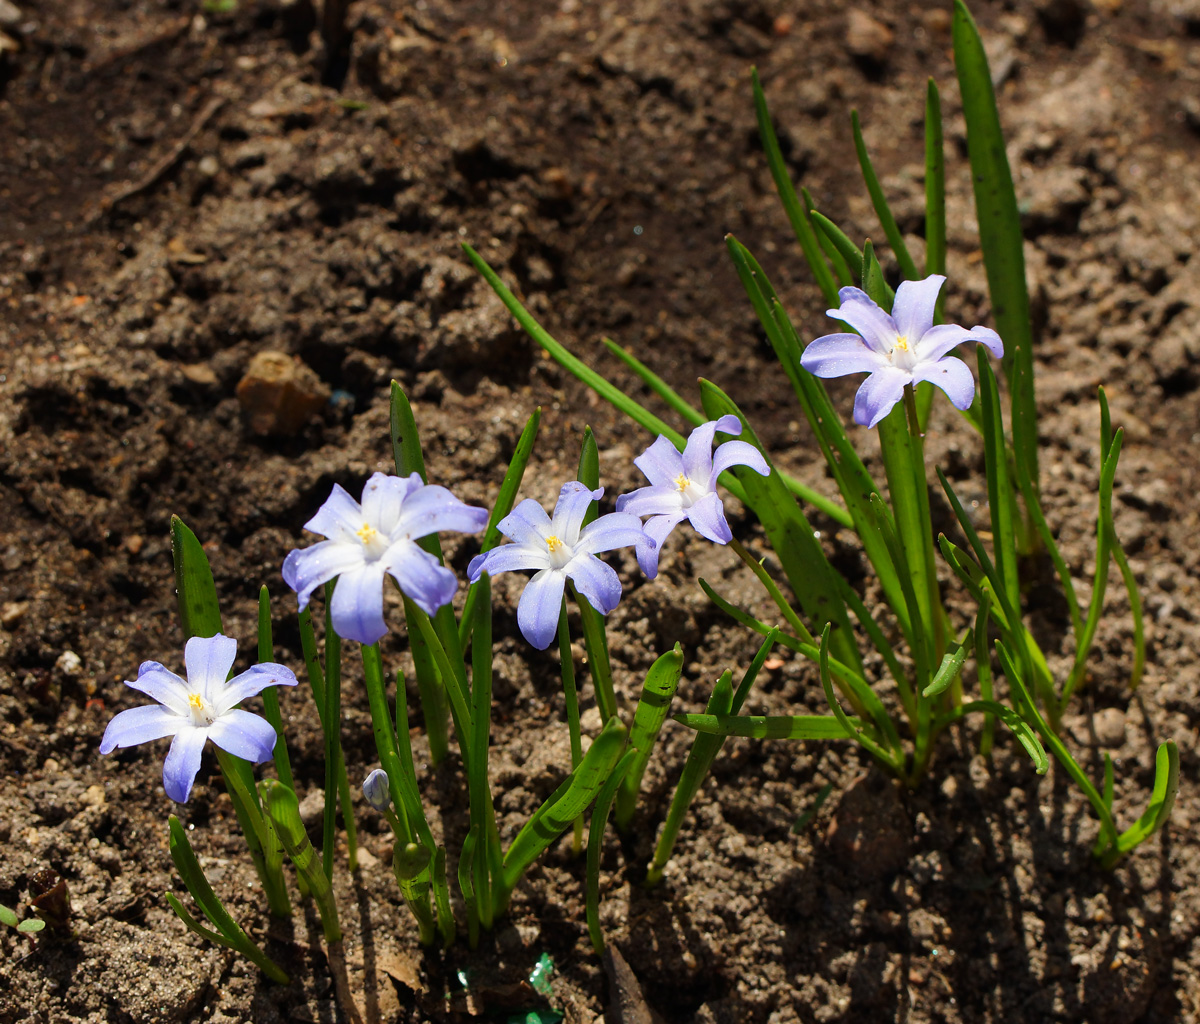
[260,780,341,943]
[614,643,684,830]
[939,700,1049,775]
[698,380,862,675]
[809,211,865,279]
[0,904,16,928]
[851,109,919,282]
[646,670,735,886]
[501,717,628,890]
[924,78,947,280]
[816,625,900,772]
[1112,741,1178,860]
[165,893,237,950]
[170,516,222,640]
[16,917,46,935]
[602,339,706,428]
[256,588,296,794]
[587,749,637,954]
[953,0,1039,495]
[460,408,541,648]
[674,713,858,741]
[977,348,1020,608]
[750,67,839,305]
[802,186,855,286]
[923,639,969,699]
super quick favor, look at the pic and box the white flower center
[356,521,390,560]
[545,534,574,569]
[889,334,918,371]
[674,473,706,510]
[187,692,216,727]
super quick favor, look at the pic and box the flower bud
[362,768,391,811]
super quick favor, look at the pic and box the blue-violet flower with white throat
[616,415,770,579]
[100,633,298,804]
[283,472,488,646]
[800,275,1004,428]
[468,481,648,650]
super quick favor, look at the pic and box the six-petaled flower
[468,481,647,650]
[283,472,488,646]
[800,275,1004,428]
[100,634,298,804]
[616,415,770,578]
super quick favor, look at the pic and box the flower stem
[728,537,813,643]
[556,599,585,855]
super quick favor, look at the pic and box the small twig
[89,96,225,223]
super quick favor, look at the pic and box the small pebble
[1,600,27,626]
[846,9,893,63]
[1092,707,1127,748]
[56,650,83,677]
[0,0,20,29]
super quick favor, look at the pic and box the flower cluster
[281,421,769,651]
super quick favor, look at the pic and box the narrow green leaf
[170,516,222,640]
[16,917,46,935]
[977,348,1020,607]
[646,670,734,886]
[698,380,862,675]
[936,699,1048,775]
[953,0,1038,494]
[750,67,839,305]
[675,713,858,741]
[0,904,17,927]
[458,826,481,949]
[1114,741,1178,856]
[924,78,946,280]
[802,186,854,286]
[816,625,899,771]
[256,587,296,793]
[460,408,541,647]
[501,718,628,889]
[602,339,706,427]
[809,211,865,280]
[587,749,637,955]
[851,109,919,282]
[922,639,969,699]
[614,643,684,830]
[165,893,237,950]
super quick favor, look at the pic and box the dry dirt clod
[846,9,893,64]
[1092,707,1127,748]
[235,351,331,435]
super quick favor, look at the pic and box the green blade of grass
[851,110,919,282]
[674,713,860,741]
[953,0,1039,495]
[614,643,684,831]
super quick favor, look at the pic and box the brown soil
[2,1,1199,1022]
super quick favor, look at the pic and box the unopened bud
[362,769,391,811]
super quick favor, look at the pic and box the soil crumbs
[2,1,1200,1022]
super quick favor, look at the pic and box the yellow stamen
[356,523,378,544]
[546,535,563,553]
[188,693,204,710]
[894,335,909,352]
[674,473,690,492]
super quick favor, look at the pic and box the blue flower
[616,415,770,578]
[283,472,488,645]
[468,481,648,650]
[800,275,1004,428]
[99,634,298,804]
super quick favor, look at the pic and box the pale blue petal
[551,481,603,544]
[305,483,366,539]
[283,539,366,610]
[329,563,388,645]
[208,710,278,764]
[565,554,623,615]
[125,662,192,715]
[214,663,299,716]
[517,568,567,650]
[829,287,898,355]
[681,421,720,484]
[967,326,1004,358]
[383,540,457,618]
[393,483,489,540]
[360,472,420,535]
[616,484,683,518]
[852,367,910,428]
[162,726,208,804]
[185,634,238,702]
[912,356,976,411]
[497,498,553,549]
[685,490,733,545]
[576,512,646,556]
[913,323,972,362]
[710,439,770,481]
[891,275,945,342]
[635,512,683,579]
[633,435,685,488]
[100,704,183,754]
[469,543,550,582]
[800,333,888,378]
